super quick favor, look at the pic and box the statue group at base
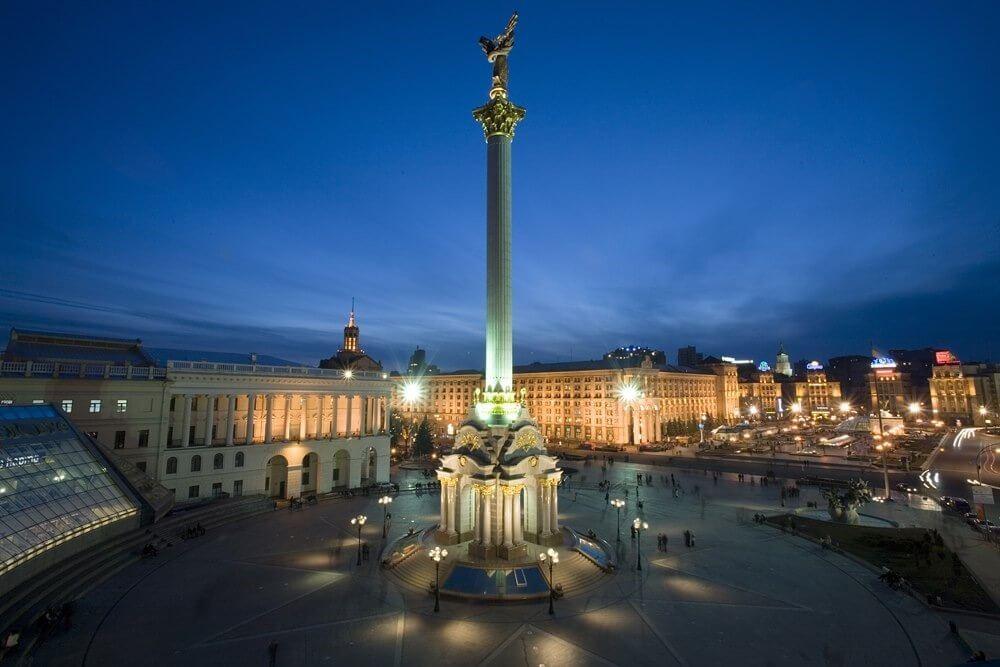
[824,479,874,525]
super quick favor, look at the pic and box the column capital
[472,97,525,139]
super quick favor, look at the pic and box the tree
[413,417,434,458]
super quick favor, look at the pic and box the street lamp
[539,548,559,614]
[633,518,649,571]
[350,514,367,565]
[839,402,851,415]
[611,499,625,542]
[749,405,759,421]
[378,495,393,538]
[428,545,448,612]
[908,402,921,416]
[790,402,802,416]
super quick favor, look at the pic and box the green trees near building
[412,417,434,458]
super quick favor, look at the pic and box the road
[922,428,1000,507]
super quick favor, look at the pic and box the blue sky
[1,2,998,371]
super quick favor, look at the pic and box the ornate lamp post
[611,499,625,543]
[350,514,367,566]
[378,495,393,538]
[633,517,648,571]
[428,545,448,612]
[539,547,559,615]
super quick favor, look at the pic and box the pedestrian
[631,524,637,540]
[662,533,668,552]
[683,529,691,547]
[605,492,610,505]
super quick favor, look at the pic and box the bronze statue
[479,12,517,97]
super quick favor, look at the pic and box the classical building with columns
[0,328,391,501]
[394,357,738,446]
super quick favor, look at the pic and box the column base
[435,529,460,545]
[538,531,563,547]
[496,543,528,561]
[468,542,495,560]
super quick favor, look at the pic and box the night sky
[2,2,998,371]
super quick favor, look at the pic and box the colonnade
[172,392,390,447]
[438,478,558,545]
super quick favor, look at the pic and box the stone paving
[31,463,978,666]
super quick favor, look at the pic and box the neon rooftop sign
[871,357,897,369]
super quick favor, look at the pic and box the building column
[384,402,392,434]
[359,396,368,437]
[225,395,236,445]
[513,488,523,543]
[502,488,513,547]
[482,488,493,546]
[439,481,448,528]
[345,395,354,436]
[473,490,481,542]
[298,396,307,441]
[245,393,256,445]
[265,394,274,443]
[550,483,559,534]
[315,395,324,439]
[540,483,550,535]
[448,482,457,535]
[331,395,339,437]
[203,395,214,445]
[284,394,293,440]
[181,394,192,447]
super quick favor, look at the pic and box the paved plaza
[34,462,978,666]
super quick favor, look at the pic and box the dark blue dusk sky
[2,2,998,371]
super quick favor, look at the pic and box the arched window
[235,452,244,468]
[302,454,311,467]
[213,453,224,470]
[166,457,177,475]
[190,455,201,472]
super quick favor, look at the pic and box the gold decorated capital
[456,431,481,449]
[502,484,524,496]
[441,477,458,488]
[474,484,496,497]
[473,97,526,139]
[514,429,538,451]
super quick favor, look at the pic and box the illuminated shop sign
[0,453,42,469]
[757,362,771,372]
[806,361,824,371]
[935,350,959,365]
[871,357,897,369]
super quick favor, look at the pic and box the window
[136,461,147,473]
[188,485,199,499]
[212,482,223,497]
[233,480,243,497]
[302,472,310,485]
[166,457,177,474]
[167,427,174,447]
[189,425,196,444]
[333,468,340,481]
[235,452,245,468]
[213,453,224,470]
[116,399,127,414]
[138,429,149,447]
[170,396,176,411]
[61,400,73,413]
[114,431,126,449]
[190,455,202,472]
[89,399,102,413]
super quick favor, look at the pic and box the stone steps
[0,495,274,665]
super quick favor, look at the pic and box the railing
[166,360,388,381]
[0,360,388,382]
[0,361,167,380]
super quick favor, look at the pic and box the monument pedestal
[468,542,495,559]
[497,543,528,561]
[435,529,460,546]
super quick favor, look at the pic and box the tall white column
[384,402,392,434]
[284,394,293,440]
[225,395,236,445]
[482,488,492,546]
[360,396,368,437]
[181,394,192,447]
[502,489,513,547]
[331,395,339,437]
[204,395,214,445]
[439,483,448,528]
[265,394,274,443]
[448,483,457,534]
[298,396,306,440]
[245,393,256,444]
[345,395,354,436]
[315,395,324,439]
[550,483,559,533]
[540,483,550,534]
[473,491,481,541]
[513,489,523,543]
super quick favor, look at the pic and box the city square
[2,3,1000,666]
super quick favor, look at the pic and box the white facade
[0,360,392,501]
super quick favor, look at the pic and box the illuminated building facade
[868,356,914,416]
[395,358,737,446]
[782,363,842,417]
[774,342,793,377]
[0,329,392,501]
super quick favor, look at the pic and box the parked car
[940,496,973,513]
[894,482,919,494]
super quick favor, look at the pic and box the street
[922,428,1000,511]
